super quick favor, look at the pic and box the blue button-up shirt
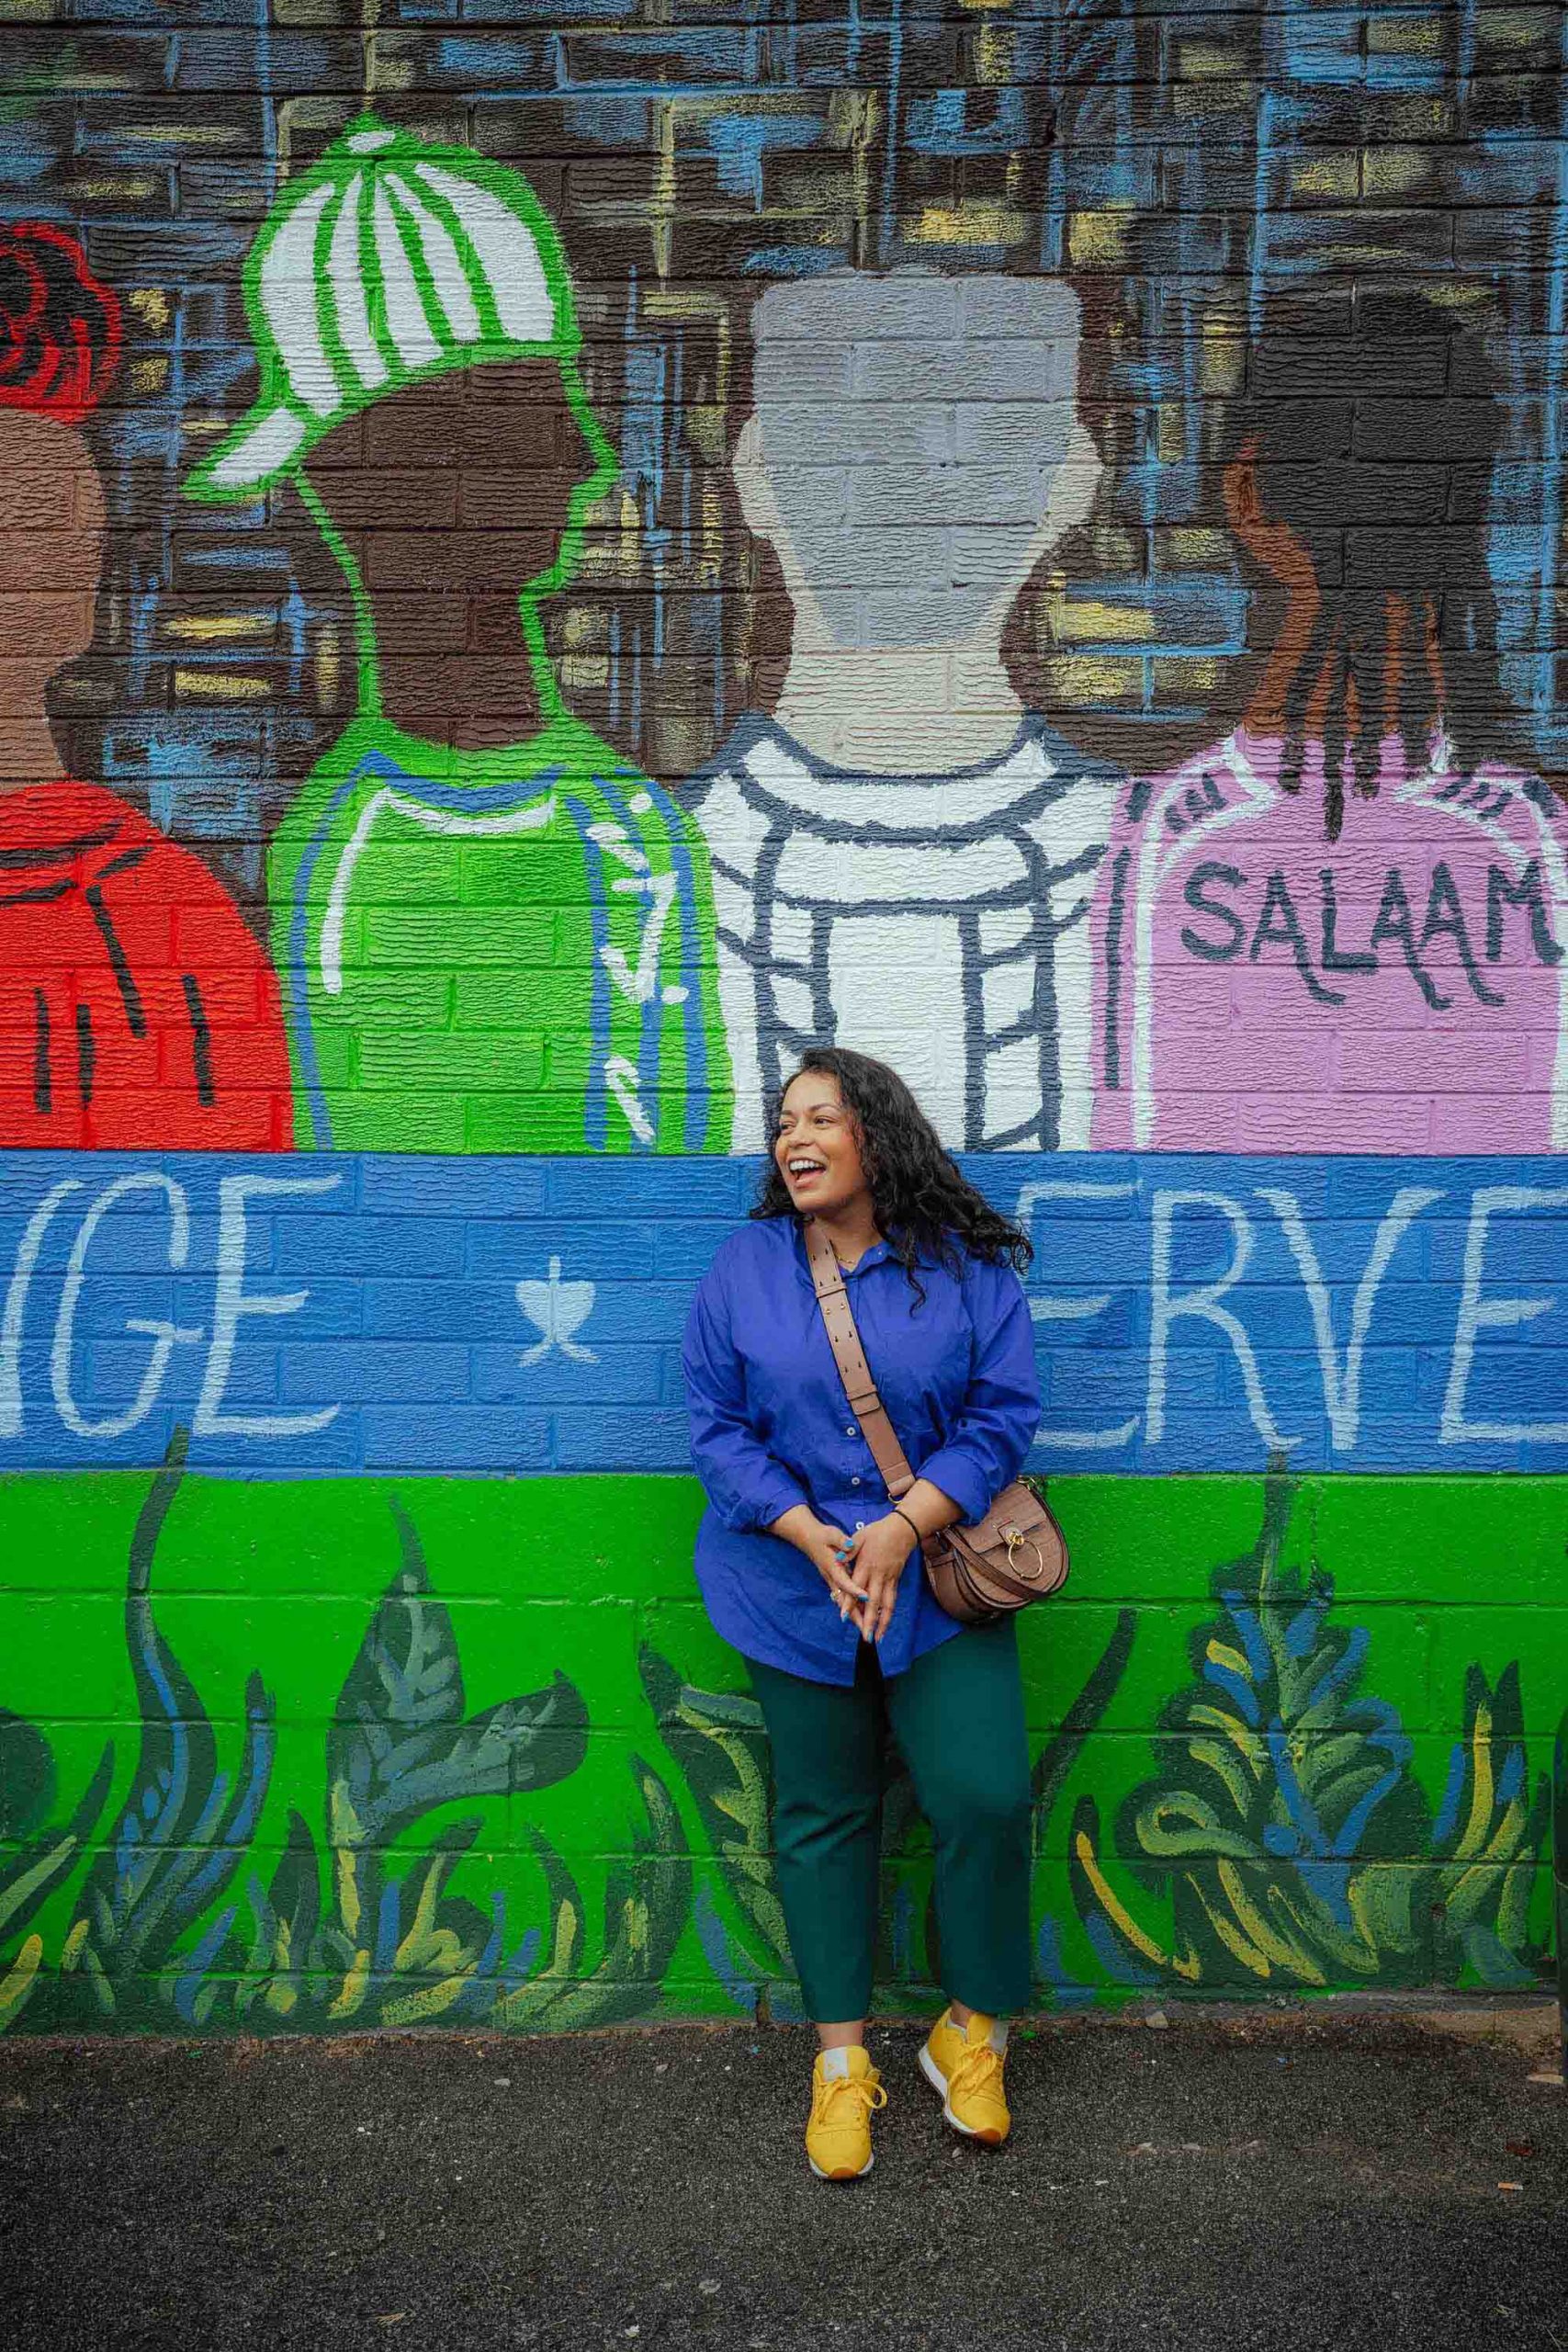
[681,1216,1042,1685]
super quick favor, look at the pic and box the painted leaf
[327,1501,587,1850]
[497,1756,688,2031]
[638,1647,788,1978]
[1430,1660,1550,1988]
[63,1441,277,2026]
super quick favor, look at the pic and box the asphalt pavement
[2,2006,1563,2352]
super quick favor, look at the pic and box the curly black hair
[1236,282,1510,842]
[751,1046,1032,1295]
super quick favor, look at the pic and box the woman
[1090,282,1567,1154]
[0,220,293,1149]
[682,1046,1041,2180]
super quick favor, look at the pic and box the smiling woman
[681,1045,1042,2180]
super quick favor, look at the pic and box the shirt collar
[787,1221,936,1282]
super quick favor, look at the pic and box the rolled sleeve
[917,1263,1041,1525]
[682,1272,810,1533]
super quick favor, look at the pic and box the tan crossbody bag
[802,1219,1069,1625]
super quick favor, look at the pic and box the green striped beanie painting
[186,116,581,502]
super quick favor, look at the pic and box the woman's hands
[839,1511,918,1644]
[772,1478,963,1645]
[769,1504,866,1615]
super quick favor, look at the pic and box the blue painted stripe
[0,1149,1564,1476]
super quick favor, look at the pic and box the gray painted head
[741,269,1085,651]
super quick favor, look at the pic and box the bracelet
[892,1506,923,1545]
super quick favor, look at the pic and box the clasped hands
[773,1504,919,1645]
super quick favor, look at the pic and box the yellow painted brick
[684,406,726,464]
[1153,655,1226,701]
[1047,596,1157,647]
[1289,153,1359,200]
[174,669,271,702]
[1483,8,1556,52]
[914,200,1028,247]
[121,122,244,148]
[1067,210,1130,269]
[561,607,604,650]
[976,20,1015,77]
[1363,146,1438,198]
[127,288,171,333]
[1168,526,1233,569]
[1368,9,1443,51]
[164,614,274,645]
[1156,405,1186,464]
[314,628,343,710]
[72,175,163,204]
[1197,334,1246,397]
[1173,40,1239,78]
[1041,652,1145,707]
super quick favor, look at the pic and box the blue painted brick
[277,1216,467,1280]
[466,1218,664,1283]
[278,1345,471,1407]
[472,1342,664,1407]
[543,1159,756,1216]
[362,1408,550,1474]
[551,1408,689,1472]
[363,1281,522,1342]
[652,1220,748,1280]
[359,1159,546,1217]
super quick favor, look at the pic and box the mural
[0,1457,1551,2033]
[0,225,293,1151]
[700,269,1111,1153]
[3,25,1567,1162]
[1070,1472,1548,1993]
[0,2,1563,2025]
[185,119,730,1157]
[1090,291,1568,1155]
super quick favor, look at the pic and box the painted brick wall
[0,1,1565,2034]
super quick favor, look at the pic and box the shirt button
[844,1426,855,1438]
[851,1476,862,1487]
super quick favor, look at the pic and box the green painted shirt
[269,713,732,1154]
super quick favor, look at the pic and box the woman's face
[774,1069,871,1220]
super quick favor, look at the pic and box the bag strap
[802,1219,918,1502]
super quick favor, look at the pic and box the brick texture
[0,3,1563,2030]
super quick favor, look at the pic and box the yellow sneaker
[805,2045,887,2180]
[919,2007,1010,2143]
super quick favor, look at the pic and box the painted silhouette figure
[0,223,292,1149]
[186,118,730,1155]
[697,270,1115,1153]
[1091,288,1568,1152]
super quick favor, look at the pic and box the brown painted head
[0,223,121,786]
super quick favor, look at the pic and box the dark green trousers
[748,1620,1032,2022]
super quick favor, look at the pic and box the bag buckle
[1003,1526,1045,1580]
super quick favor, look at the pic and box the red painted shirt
[0,780,293,1150]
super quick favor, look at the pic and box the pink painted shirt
[1089,732,1568,1154]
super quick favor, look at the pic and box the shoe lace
[814,2070,887,2128]
[948,2040,1004,2106]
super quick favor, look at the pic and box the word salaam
[1179,857,1562,1006]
